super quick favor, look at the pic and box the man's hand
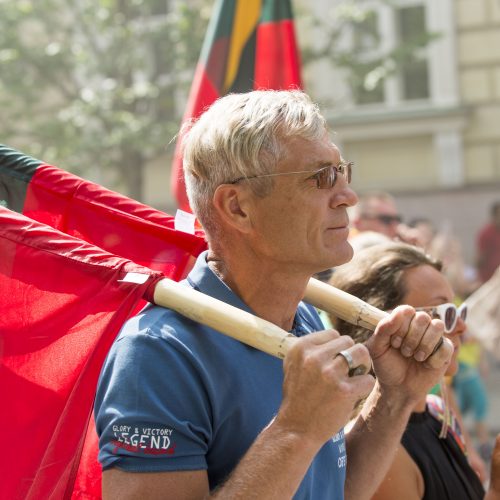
[275,329,375,447]
[364,305,453,405]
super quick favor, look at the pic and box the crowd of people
[95,90,500,499]
[346,191,500,464]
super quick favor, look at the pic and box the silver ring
[336,349,355,371]
[336,349,369,377]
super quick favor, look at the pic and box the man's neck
[206,249,311,332]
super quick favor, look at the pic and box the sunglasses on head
[228,161,353,189]
[361,214,403,225]
[415,303,467,333]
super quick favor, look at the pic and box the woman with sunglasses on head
[329,242,499,500]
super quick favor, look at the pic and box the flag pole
[152,277,387,360]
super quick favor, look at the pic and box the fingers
[300,328,341,346]
[335,344,371,376]
[424,337,453,370]
[280,331,375,444]
[401,316,443,362]
[372,305,448,363]
[288,330,370,376]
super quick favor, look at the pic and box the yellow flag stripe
[224,0,262,91]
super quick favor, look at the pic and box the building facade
[298,0,500,264]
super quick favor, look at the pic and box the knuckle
[350,343,370,362]
[430,318,445,334]
[338,335,355,348]
[328,328,341,339]
[320,364,337,383]
[395,304,415,317]
[301,351,321,370]
[413,312,432,327]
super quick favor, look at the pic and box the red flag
[0,145,208,498]
[170,0,303,211]
[0,144,207,281]
[0,208,164,499]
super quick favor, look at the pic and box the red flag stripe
[0,208,162,500]
[254,19,302,89]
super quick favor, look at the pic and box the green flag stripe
[261,0,293,23]
[227,28,257,93]
[199,0,236,66]
[0,144,41,213]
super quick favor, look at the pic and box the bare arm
[485,434,500,500]
[345,306,453,500]
[102,424,320,500]
[103,470,209,500]
[371,445,424,500]
[103,330,375,499]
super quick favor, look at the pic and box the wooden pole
[153,276,388,360]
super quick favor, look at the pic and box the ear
[212,184,253,233]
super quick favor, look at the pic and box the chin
[326,241,354,268]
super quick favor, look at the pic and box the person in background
[476,200,500,284]
[408,217,436,253]
[430,223,480,299]
[453,331,493,463]
[350,191,423,247]
[330,242,499,500]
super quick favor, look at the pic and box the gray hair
[182,90,328,235]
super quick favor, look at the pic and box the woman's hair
[181,90,327,237]
[329,242,442,343]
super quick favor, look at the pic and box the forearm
[211,419,321,499]
[344,382,414,500]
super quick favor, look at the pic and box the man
[350,192,423,250]
[351,192,403,239]
[95,91,452,499]
[476,200,500,283]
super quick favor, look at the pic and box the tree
[0,0,211,201]
[299,0,439,107]
[0,0,437,202]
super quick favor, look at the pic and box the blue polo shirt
[95,252,346,499]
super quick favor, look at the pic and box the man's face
[356,199,402,238]
[244,134,358,275]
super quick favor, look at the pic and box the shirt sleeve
[94,316,213,472]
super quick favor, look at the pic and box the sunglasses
[361,214,403,225]
[415,303,467,333]
[228,161,353,189]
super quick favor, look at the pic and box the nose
[330,177,358,209]
[452,315,467,338]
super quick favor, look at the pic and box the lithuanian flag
[171,0,303,211]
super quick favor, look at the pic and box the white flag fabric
[466,266,500,359]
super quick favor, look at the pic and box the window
[396,5,430,100]
[342,0,434,107]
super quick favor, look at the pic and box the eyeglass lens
[442,304,467,331]
[317,163,351,189]
[444,307,456,331]
[378,215,402,225]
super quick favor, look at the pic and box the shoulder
[372,444,424,500]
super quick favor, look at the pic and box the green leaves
[0,0,211,201]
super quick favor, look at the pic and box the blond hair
[182,90,327,235]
